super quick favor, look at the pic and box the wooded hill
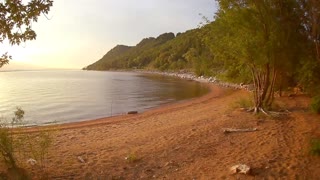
[84,30,216,76]
[85,0,320,113]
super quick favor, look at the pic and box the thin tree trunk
[315,41,320,62]
[266,68,277,107]
[261,64,270,103]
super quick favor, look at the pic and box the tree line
[85,0,320,113]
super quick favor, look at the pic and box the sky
[1,0,217,70]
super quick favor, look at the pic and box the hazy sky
[1,0,217,70]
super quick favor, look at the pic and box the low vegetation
[310,95,320,114]
[233,97,254,109]
[125,152,140,163]
[0,108,54,179]
[310,138,320,156]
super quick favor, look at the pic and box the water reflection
[0,70,209,125]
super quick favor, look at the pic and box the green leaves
[0,0,53,46]
[0,52,11,68]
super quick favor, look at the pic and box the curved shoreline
[19,82,226,132]
[7,72,319,179]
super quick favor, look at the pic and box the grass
[125,152,140,163]
[310,138,320,156]
[310,95,320,114]
[232,97,253,109]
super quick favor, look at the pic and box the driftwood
[77,156,85,163]
[127,111,138,115]
[223,128,257,134]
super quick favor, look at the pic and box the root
[259,108,270,116]
[246,108,254,112]
[247,107,289,118]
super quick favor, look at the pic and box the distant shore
[135,69,249,89]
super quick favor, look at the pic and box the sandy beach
[1,84,320,179]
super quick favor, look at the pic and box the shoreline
[19,70,238,131]
[20,82,224,132]
[135,69,248,90]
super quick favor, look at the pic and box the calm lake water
[0,70,209,126]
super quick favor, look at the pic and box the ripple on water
[0,70,209,126]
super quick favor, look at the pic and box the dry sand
[1,84,320,179]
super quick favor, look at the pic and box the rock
[230,164,251,175]
[27,158,37,166]
[127,111,138,114]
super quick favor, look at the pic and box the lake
[0,70,209,126]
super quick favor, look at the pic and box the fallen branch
[223,128,258,134]
[268,111,290,118]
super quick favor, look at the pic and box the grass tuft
[310,138,320,156]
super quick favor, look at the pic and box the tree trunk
[265,68,277,107]
[250,64,274,113]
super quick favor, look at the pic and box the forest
[85,0,320,113]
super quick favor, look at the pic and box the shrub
[310,95,320,114]
[0,107,54,179]
[233,97,253,109]
[310,138,320,156]
[0,107,24,169]
[125,152,139,163]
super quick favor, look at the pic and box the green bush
[233,97,253,109]
[0,108,54,179]
[310,95,320,114]
[310,138,320,156]
[0,107,24,169]
[125,152,139,163]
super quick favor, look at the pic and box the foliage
[0,108,54,178]
[125,152,139,163]
[84,30,217,76]
[233,97,253,109]
[310,138,320,156]
[84,0,320,113]
[0,0,53,68]
[0,107,24,169]
[310,95,320,114]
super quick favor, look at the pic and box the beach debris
[127,111,138,114]
[77,156,85,163]
[27,158,37,166]
[230,164,251,175]
[223,128,257,134]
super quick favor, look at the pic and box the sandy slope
[1,84,320,179]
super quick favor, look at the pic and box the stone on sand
[230,164,251,175]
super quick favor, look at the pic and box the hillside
[84,30,217,76]
[84,45,132,71]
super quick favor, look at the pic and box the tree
[209,0,302,113]
[297,0,320,62]
[0,0,53,68]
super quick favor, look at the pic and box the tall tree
[0,0,53,68]
[298,0,320,62]
[209,0,301,113]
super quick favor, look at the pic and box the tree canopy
[0,0,53,68]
